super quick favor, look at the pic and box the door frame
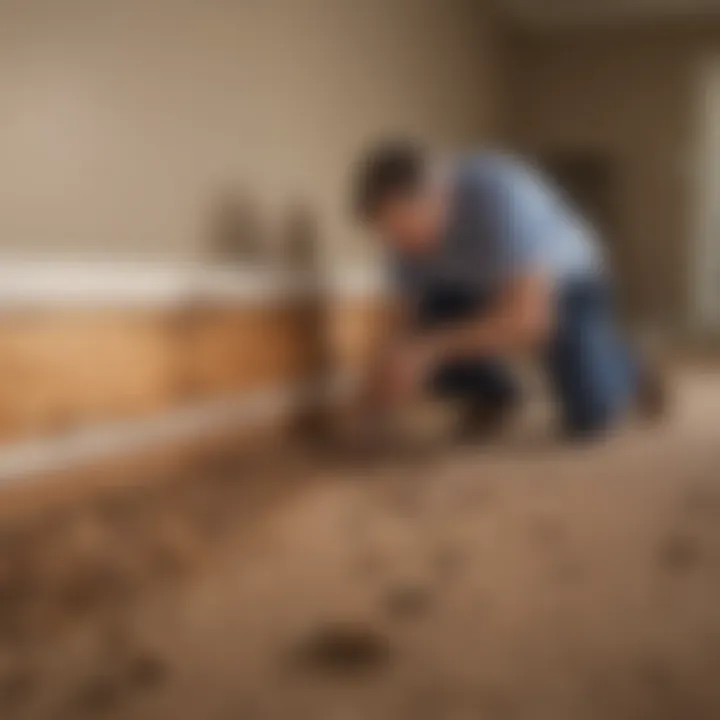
[690,56,720,332]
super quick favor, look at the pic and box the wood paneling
[0,299,387,443]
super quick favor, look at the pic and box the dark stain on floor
[432,544,466,580]
[657,532,703,574]
[0,659,37,712]
[72,672,122,715]
[384,583,434,620]
[289,621,393,675]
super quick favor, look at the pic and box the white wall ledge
[0,259,389,308]
[0,374,356,484]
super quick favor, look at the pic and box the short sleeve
[483,164,557,280]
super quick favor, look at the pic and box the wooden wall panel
[0,312,174,440]
[0,299,387,443]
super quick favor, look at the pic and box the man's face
[373,191,446,256]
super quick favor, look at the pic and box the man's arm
[365,273,555,412]
[423,272,554,363]
[426,161,562,362]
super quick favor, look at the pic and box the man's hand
[379,337,438,404]
[338,333,441,457]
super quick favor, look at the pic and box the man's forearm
[425,274,554,362]
[429,309,546,360]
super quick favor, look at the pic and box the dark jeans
[417,279,637,438]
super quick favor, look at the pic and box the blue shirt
[394,153,603,297]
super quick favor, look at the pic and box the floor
[0,370,719,719]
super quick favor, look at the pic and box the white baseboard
[0,376,351,486]
[0,259,389,308]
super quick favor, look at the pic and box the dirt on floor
[0,371,719,720]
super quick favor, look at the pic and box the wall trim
[0,259,389,308]
[0,375,353,485]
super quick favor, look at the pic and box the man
[352,140,663,440]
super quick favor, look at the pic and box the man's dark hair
[352,139,427,221]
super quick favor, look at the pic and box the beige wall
[0,0,498,266]
[506,20,720,323]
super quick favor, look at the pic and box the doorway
[692,59,720,332]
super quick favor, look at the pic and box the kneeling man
[352,141,663,440]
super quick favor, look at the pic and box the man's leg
[545,279,637,439]
[417,287,521,430]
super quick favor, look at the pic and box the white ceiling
[498,0,720,26]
